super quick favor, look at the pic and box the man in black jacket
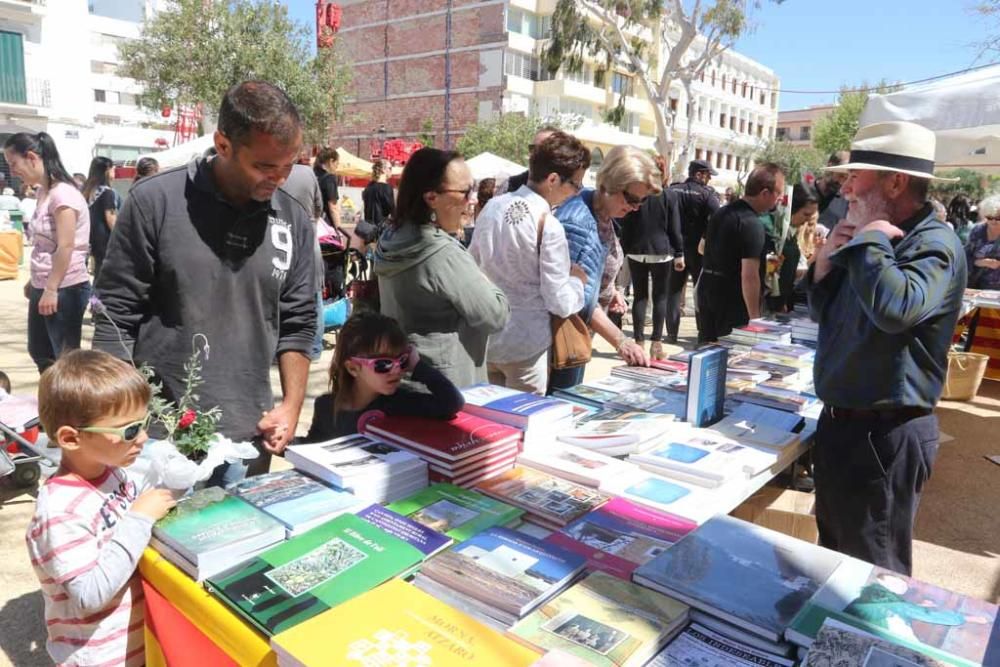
[667,159,721,342]
[93,81,317,484]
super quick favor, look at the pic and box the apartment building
[0,0,172,180]
[776,104,835,147]
[332,0,780,186]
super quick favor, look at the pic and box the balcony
[0,0,46,16]
[0,77,51,109]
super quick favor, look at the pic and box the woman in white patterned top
[469,132,591,394]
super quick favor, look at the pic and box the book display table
[957,293,1000,381]
[139,549,277,667]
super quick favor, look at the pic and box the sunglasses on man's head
[80,414,152,442]
[351,353,410,374]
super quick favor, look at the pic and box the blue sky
[284,0,995,111]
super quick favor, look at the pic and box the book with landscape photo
[787,556,1000,666]
[554,385,622,409]
[418,526,586,625]
[802,618,948,667]
[384,482,523,542]
[633,515,843,642]
[151,486,286,581]
[546,497,696,579]
[269,578,541,667]
[649,622,795,667]
[205,513,424,636]
[686,346,728,426]
[461,383,573,428]
[518,442,639,488]
[607,386,689,418]
[226,469,364,537]
[600,472,713,525]
[355,503,452,559]
[476,466,611,529]
[629,429,769,487]
[509,571,689,667]
[734,384,817,413]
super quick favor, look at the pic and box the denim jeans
[27,282,91,373]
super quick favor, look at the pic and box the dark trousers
[547,364,586,393]
[667,249,702,340]
[628,259,670,343]
[813,408,939,575]
[27,282,91,374]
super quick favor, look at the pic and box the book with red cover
[429,461,516,488]
[363,412,523,463]
[649,359,688,373]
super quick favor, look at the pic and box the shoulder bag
[537,213,592,369]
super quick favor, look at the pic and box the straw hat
[824,121,957,181]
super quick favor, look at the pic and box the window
[105,90,120,104]
[620,112,639,133]
[719,112,726,129]
[799,126,810,141]
[729,116,736,131]
[507,8,548,38]
[565,66,592,86]
[726,154,733,170]
[721,74,726,90]
[504,51,535,80]
[507,8,524,33]
[747,121,754,136]
[0,31,26,105]
[776,127,789,140]
[90,61,118,75]
[119,92,138,106]
[91,33,125,49]
[732,79,737,94]
[695,148,703,160]
[612,72,633,96]
[89,0,146,21]
[669,98,678,114]
[94,89,106,102]
[739,118,746,133]
[742,82,748,97]
[590,148,604,169]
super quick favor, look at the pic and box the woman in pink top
[4,132,91,372]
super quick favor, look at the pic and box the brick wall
[329,0,506,151]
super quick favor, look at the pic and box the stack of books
[227,469,365,537]
[518,442,639,487]
[611,363,686,387]
[753,341,815,362]
[384,483,524,542]
[206,514,424,636]
[362,411,522,487]
[284,433,428,503]
[628,425,778,486]
[269,579,542,667]
[732,383,818,413]
[633,515,843,644]
[545,497,696,579]
[475,466,611,530]
[151,487,286,581]
[787,556,1000,665]
[606,385,689,417]
[721,320,793,346]
[413,526,586,628]
[460,384,575,444]
[788,315,819,347]
[802,619,949,666]
[554,416,676,456]
[354,503,452,560]
[509,571,689,666]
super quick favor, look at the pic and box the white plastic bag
[142,435,259,491]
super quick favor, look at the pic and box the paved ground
[0,264,997,666]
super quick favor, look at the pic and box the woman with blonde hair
[549,144,661,391]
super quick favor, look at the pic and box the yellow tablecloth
[0,230,22,279]
[139,548,277,667]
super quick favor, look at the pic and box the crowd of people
[4,78,993,666]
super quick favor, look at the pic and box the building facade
[0,0,172,182]
[776,105,834,147]
[332,0,780,186]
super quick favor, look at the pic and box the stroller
[319,232,356,335]
[0,390,52,489]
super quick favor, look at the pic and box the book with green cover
[205,513,424,636]
[510,571,689,667]
[385,482,523,542]
[152,487,285,579]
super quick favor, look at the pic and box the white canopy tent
[137,134,215,169]
[860,65,1000,173]
[465,152,526,182]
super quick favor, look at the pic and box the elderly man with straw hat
[806,121,967,575]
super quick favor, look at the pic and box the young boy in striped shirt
[26,350,176,666]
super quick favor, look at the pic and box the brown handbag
[537,214,593,369]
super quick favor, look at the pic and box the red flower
[178,409,197,429]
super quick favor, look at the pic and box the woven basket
[941,351,989,401]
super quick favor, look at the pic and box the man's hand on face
[813,219,857,281]
[857,219,905,241]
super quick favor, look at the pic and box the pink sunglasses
[350,352,409,374]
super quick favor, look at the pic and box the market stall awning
[138,134,215,169]
[334,146,374,178]
[861,65,1000,172]
[465,152,526,182]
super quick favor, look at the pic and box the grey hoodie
[375,222,509,388]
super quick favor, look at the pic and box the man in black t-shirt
[696,163,785,341]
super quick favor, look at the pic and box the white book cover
[518,443,640,487]
[285,434,424,487]
[580,376,651,395]
[630,426,776,485]
[557,417,674,449]
[600,471,715,525]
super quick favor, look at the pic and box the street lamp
[374,124,387,158]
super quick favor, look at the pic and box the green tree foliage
[456,114,576,165]
[118,0,351,143]
[417,119,436,148]
[931,168,1000,203]
[544,0,780,161]
[812,82,898,156]
[755,139,827,185]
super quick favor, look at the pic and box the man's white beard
[846,191,893,227]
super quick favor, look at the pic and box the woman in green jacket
[375,148,510,388]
